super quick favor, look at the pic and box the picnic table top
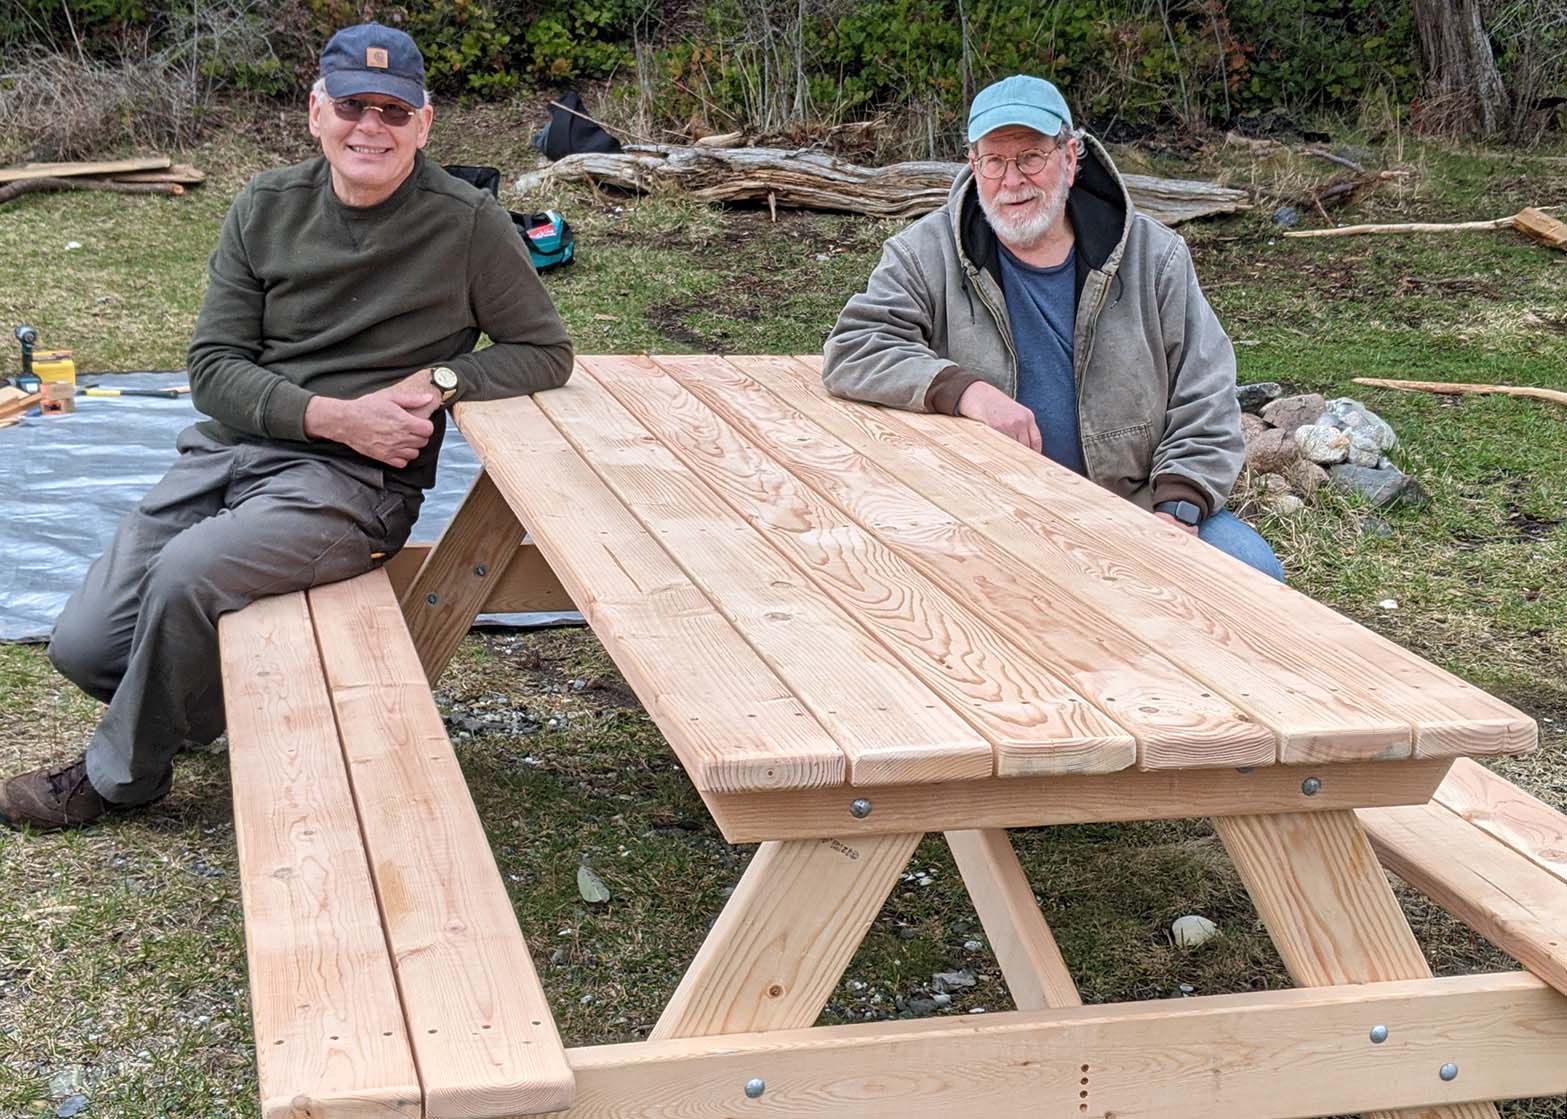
[451,353,1535,797]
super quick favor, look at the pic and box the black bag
[531,91,622,161]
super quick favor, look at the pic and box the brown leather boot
[0,755,111,831]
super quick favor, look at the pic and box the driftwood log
[515,144,1250,225]
[0,177,184,205]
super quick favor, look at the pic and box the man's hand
[303,370,443,469]
[956,380,1042,453]
[1154,510,1200,536]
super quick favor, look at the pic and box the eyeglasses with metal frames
[971,145,1060,179]
[330,97,417,127]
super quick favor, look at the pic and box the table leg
[650,832,922,1040]
[400,469,526,683]
[1214,810,1501,1119]
[945,829,1081,1009]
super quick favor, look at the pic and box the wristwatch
[1154,499,1203,527]
[430,366,459,403]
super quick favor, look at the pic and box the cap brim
[322,70,423,108]
[966,105,1067,144]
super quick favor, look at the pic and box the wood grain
[945,829,1081,1009]
[399,469,525,683]
[1361,799,1567,996]
[309,572,575,1117]
[563,973,1567,1119]
[1215,809,1501,1119]
[657,353,1269,773]
[1432,758,1567,886]
[457,394,847,793]
[652,833,922,1039]
[578,355,1136,777]
[772,354,1535,763]
[703,759,1454,845]
[536,365,993,785]
[219,593,421,1119]
[385,542,575,614]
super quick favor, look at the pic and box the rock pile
[1233,383,1428,515]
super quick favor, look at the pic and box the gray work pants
[48,426,420,804]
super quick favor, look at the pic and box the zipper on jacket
[966,264,1020,397]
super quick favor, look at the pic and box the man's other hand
[303,371,442,469]
[955,381,1042,453]
[1154,511,1200,536]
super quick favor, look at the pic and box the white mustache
[993,189,1042,205]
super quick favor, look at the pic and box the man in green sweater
[0,23,573,830]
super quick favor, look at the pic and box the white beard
[978,172,1070,252]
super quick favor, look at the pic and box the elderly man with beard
[823,75,1280,578]
[0,22,573,831]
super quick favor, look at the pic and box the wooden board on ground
[0,156,171,183]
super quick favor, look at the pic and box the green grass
[2,101,1566,1117]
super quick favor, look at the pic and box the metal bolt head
[425,592,439,606]
[473,564,488,577]
[1301,776,1322,796]
[1439,1062,1458,1082]
[849,798,872,819]
[744,1077,765,1099]
[1369,1025,1388,1044]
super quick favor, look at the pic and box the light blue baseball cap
[967,75,1073,144]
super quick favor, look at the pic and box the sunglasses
[330,97,418,128]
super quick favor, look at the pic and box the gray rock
[1295,423,1351,464]
[1347,431,1384,467]
[1267,493,1305,516]
[1259,473,1291,496]
[1359,516,1393,538]
[1284,459,1328,496]
[1321,397,1396,451]
[1236,381,1283,412]
[904,997,939,1015]
[1261,393,1326,432]
[932,969,978,992]
[56,1097,88,1119]
[1244,427,1299,474]
[1240,411,1271,442]
[1329,464,1430,510]
[1272,205,1300,228]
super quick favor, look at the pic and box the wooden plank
[1432,758,1567,886]
[218,593,421,1119]
[652,833,922,1039]
[575,354,1128,779]
[562,973,1567,1119]
[309,571,575,1117]
[384,541,576,614]
[0,156,171,183]
[1214,809,1501,1119]
[703,758,1454,845]
[944,829,1081,1009]
[537,366,992,785]
[773,354,1535,763]
[1361,800,1567,997]
[457,394,846,793]
[1513,207,1567,250]
[653,353,1269,774]
[0,388,41,421]
[399,469,525,683]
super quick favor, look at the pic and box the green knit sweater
[187,152,573,489]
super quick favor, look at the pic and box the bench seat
[1360,758,1567,998]
[220,568,573,1118]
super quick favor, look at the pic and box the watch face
[432,366,458,391]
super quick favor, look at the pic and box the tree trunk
[1412,0,1509,137]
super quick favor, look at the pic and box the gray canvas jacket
[822,134,1243,515]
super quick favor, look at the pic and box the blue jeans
[1198,509,1284,581]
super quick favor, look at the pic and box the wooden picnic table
[229,352,1565,1119]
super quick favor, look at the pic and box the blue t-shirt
[997,244,1086,475]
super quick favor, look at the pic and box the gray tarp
[0,372,581,642]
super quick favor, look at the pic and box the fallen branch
[1286,206,1565,250]
[516,144,1250,224]
[1352,377,1567,407]
[0,177,184,205]
[0,156,170,184]
[1300,146,1365,173]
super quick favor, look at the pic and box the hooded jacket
[821,134,1243,516]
